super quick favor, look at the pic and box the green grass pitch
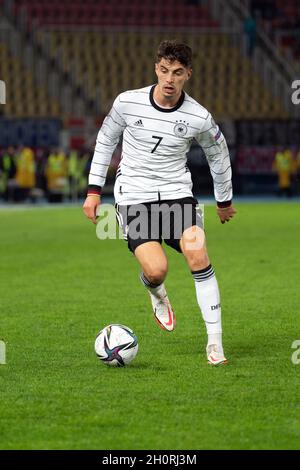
[0,201,299,450]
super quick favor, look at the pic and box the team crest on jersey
[174,121,188,137]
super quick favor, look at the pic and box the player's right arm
[83,194,102,225]
[83,95,126,223]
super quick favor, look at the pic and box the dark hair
[156,40,192,68]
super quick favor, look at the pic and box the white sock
[192,265,223,354]
[140,272,167,300]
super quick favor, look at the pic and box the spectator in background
[15,146,36,201]
[0,146,16,200]
[68,149,79,201]
[272,147,295,198]
[35,148,48,192]
[45,149,68,202]
[68,149,90,200]
[78,150,90,198]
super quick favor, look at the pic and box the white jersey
[89,85,232,205]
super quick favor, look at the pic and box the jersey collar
[150,85,185,113]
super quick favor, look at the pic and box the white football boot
[206,344,228,366]
[148,285,176,332]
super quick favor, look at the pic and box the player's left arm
[196,113,236,224]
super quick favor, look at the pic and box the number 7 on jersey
[151,135,163,153]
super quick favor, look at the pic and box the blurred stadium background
[0,0,300,203]
[1,0,300,452]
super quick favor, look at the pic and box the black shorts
[115,197,204,253]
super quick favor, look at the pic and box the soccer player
[83,40,236,365]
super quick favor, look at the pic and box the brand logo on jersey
[214,129,221,141]
[174,121,188,137]
[133,119,144,127]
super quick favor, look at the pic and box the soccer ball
[94,324,138,367]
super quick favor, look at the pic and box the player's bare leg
[135,242,176,331]
[180,226,228,365]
